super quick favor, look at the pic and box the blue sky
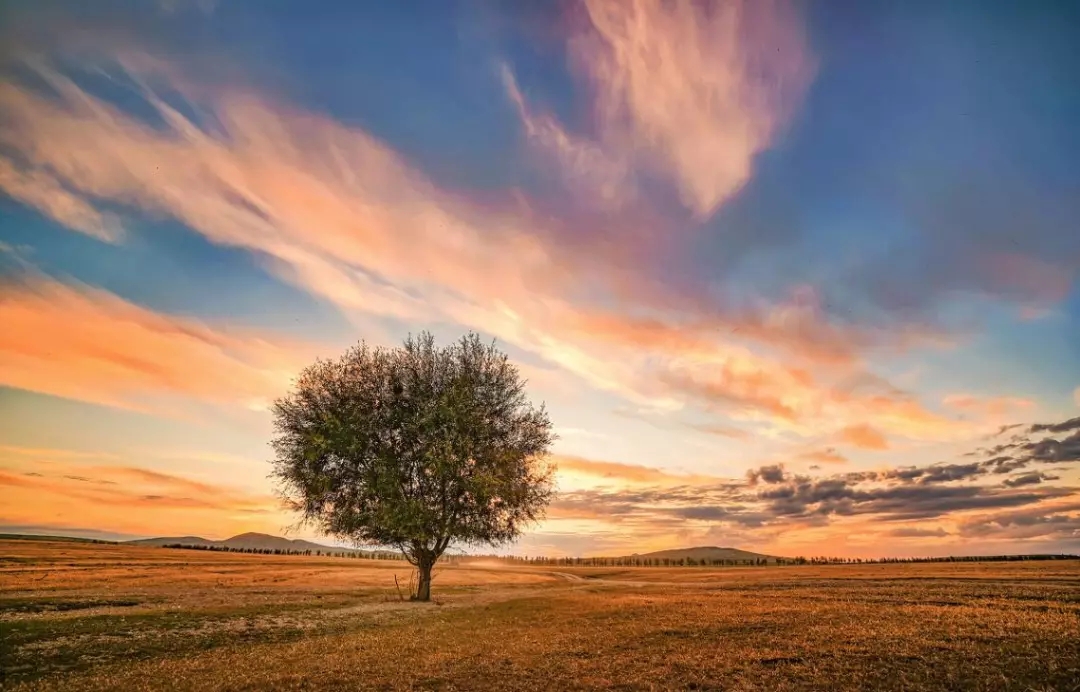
[1,0,1078,557]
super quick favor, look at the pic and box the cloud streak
[0,275,314,411]
[0,462,277,514]
[0,158,123,242]
[0,442,284,538]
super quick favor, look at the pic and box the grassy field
[2,540,1078,691]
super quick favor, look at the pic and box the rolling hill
[628,546,780,563]
[128,532,364,554]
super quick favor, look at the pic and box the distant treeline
[157,543,470,561]
[158,543,405,559]
[156,543,1079,565]
[488,554,1080,567]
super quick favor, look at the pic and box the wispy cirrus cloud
[500,64,632,209]
[0,158,123,242]
[943,394,1036,419]
[0,275,316,412]
[504,0,813,218]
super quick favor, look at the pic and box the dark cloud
[63,474,117,485]
[746,464,786,486]
[1029,417,1080,435]
[549,483,749,523]
[970,417,1080,475]
[882,462,985,484]
[554,463,1073,532]
[757,477,1069,522]
[666,505,769,527]
[959,503,1080,542]
[982,456,1028,474]
[1003,472,1059,488]
[888,527,949,538]
[1020,431,1080,464]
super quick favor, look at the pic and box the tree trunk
[415,559,433,601]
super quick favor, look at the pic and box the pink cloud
[982,253,1074,307]
[568,0,814,217]
[0,158,123,242]
[942,394,1035,419]
[500,64,633,209]
[837,424,890,451]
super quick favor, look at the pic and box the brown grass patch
[2,540,1078,690]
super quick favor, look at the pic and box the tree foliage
[271,332,555,600]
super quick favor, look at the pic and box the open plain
[1,539,1078,691]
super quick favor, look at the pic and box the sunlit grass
[2,540,1078,690]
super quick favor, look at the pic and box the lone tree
[271,332,555,601]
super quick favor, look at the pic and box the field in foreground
[2,540,1078,691]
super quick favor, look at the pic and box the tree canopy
[271,332,555,600]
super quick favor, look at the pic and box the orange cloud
[798,448,848,465]
[0,464,277,511]
[0,276,315,411]
[0,444,121,462]
[837,424,890,451]
[553,454,718,487]
[569,0,814,217]
[658,367,801,422]
[0,459,282,537]
[942,394,1035,419]
[687,423,750,440]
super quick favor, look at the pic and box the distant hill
[128,532,366,554]
[629,546,780,563]
[130,535,218,548]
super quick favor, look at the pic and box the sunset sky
[1,0,1078,559]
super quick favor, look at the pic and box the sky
[1,0,1078,559]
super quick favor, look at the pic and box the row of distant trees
[159,543,406,560]
[159,543,1077,565]
[489,554,1079,566]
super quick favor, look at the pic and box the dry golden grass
[2,539,1079,691]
